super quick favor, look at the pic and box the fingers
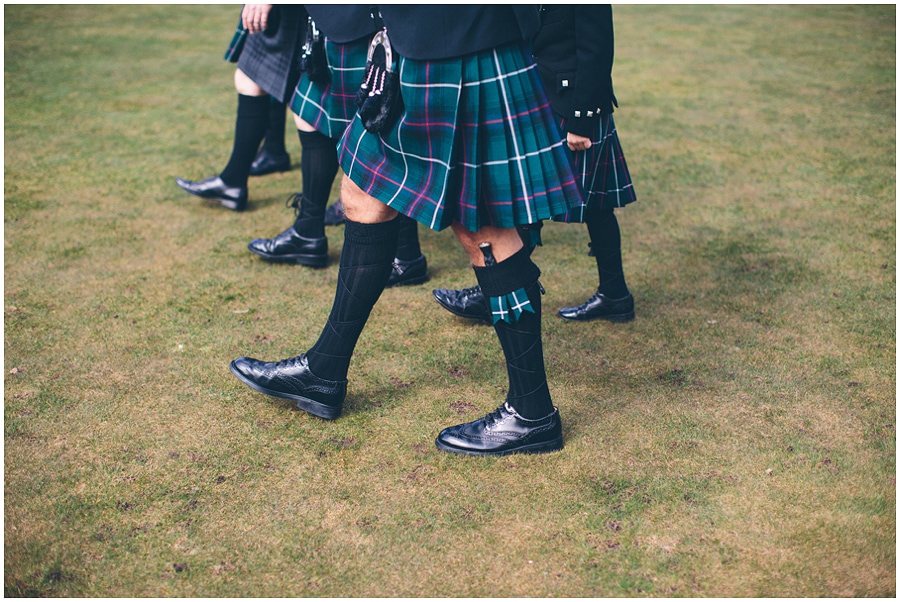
[566,139,592,152]
[241,5,269,34]
[565,132,593,152]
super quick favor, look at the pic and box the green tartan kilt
[290,37,369,140]
[338,41,582,232]
[553,113,637,224]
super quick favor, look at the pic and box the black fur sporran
[299,17,329,84]
[356,29,404,133]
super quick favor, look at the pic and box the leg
[246,116,340,266]
[386,216,429,288]
[435,224,562,456]
[587,205,629,299]
[219,69,270,189]
[249,95,292,176]
[431,224,540,321]
[231,176,399,418]
[175,68,268,211]
[558,205,635,322]
[291,116,340,240]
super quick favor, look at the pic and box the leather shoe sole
[229,359,341,420]
[435,402,563,456]
[435,435,563,456]
[247,243,328,267]
[175,176,247,211]
[247,227,328,267]
[558,291,635,323]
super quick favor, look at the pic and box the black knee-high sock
[586,207,629,299]
[474,247,553,419]
[259,96,288,157]
[219,94,270,189]
[306,218,400,381]
[292,129,340,239]
[394,215,421,261]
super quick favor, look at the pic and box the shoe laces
[482,404,509,426]
[272,355,303,370]
[460,285,482,297]
[285,192,303,217]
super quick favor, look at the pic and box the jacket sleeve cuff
[566,114,598,139]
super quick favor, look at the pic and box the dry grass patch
[6,4,895,598]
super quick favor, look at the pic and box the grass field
[4,5,895,597]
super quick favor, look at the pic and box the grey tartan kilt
[236,5,306,104]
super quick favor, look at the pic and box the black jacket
[305,5,380,43]
[531,5,617,137]
[377,5,540,61]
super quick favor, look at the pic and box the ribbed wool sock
[292,129,340,239]
[586,207,629,299]
[259,96,288,157]
[473,247,553,420]
[394,215,422,261]
[219,94,270,189]
[306,218,400,381]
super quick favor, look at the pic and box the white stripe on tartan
[330,65,366,76]
[400,63,536,90]
[457,139,569,170]
[460,62,537,87]
[582,115,609,210]
[609,120,622,208]
[399,81,464,90]
[359,132,574,191]
[492,48,532,224]
[294,82,352,137]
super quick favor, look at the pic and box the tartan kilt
[338,41,582,232]
[236,5,306,104]
[552,113,637,224]
[290,37,369,140]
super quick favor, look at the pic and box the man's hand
[567,132,592,152]
[242,4,273,35]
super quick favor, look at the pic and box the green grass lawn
[4,5,895,597]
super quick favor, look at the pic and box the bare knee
[451,222,524,266]
[234,69,265,96]
[293,113,316,132]
[340,174,398,224]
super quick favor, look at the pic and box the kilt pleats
[289,37,369,139]
[553,113,637,223]
[235,5,305,104]
[338,41,582,232]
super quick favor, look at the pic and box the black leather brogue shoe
[557,290,635,323]
[247,227,328,267]
[323,198,346,226]
[435,402,563,456]
[229,353,346,420]
[432,285,491,323]
[249,149,291,176]
[175,175,248,211]
[386,254,429,288]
